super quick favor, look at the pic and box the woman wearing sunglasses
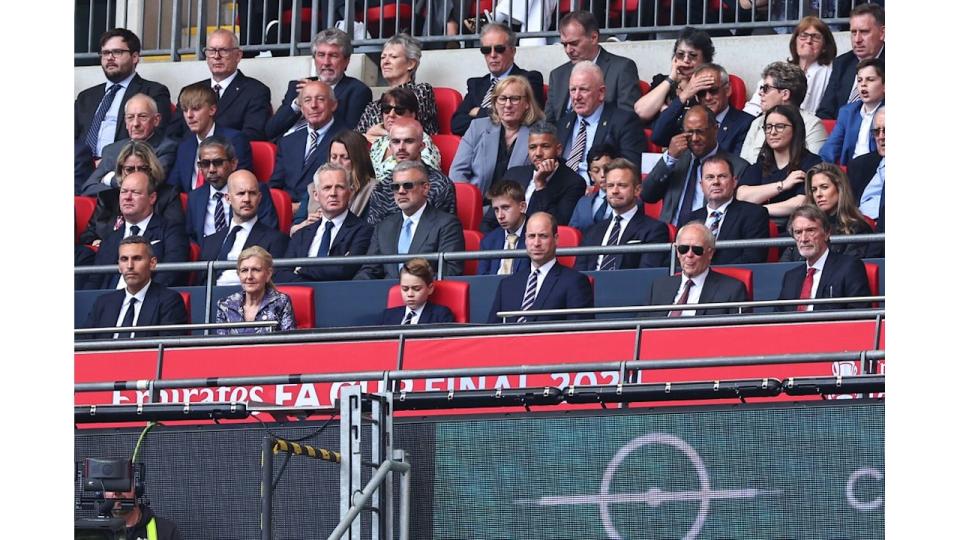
[634,27,714,124]
[449,75,544,199]
[737,104,823,227]
[367,87,441,180]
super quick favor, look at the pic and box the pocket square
[150,239,161,245]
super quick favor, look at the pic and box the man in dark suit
[80,94,178,196]
[185,136,278,243]
[488,212,594,323]
[167,82,254,193]
[198,170,288,285]
[75,28,172,158]
[269,80,344,206]
[568,146,615,233]
[777,205,871,311]
[478,180,530,276]
[355,161,465,280]
[166,29,271,141]
[450,23,544,136]
[576,158,669,271]
[82,236,188,339]
[277,163,373,282]
[650,63,753,156]
[555,62,646,185]
[642,105,749,226]
[852,106,885,222]
[543,11,640,124]
[648,222,749,317]
[265,28,372,138]
[380,303,454,325]
[480,121,585,232]
[684,154,769,264]
[816,3,885,120]
[75,141,95,195]
[84,172,189,289]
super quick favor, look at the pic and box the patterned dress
[215,287,297,335]
[354,80,440,136]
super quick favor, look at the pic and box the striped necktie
[480,77,498,109]
[597,215,622,271]
[214,192,227,232]
[565,118,588,170]
[84,83,122,156]
[668,279,694,317]
[304,129,319,163]
[516,268,539,323]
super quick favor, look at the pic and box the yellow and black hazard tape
[272,439,341,463]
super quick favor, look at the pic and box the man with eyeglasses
[185,136,278,243]
[450,23,544,136]
[739,61,828,164]
[648,222,749,317]
[643,105,750,226]
[75,28,172,159]
[777,204,871,311]
[816,3,885,121]
[166,29,271,142]
[650,63,753,156]
[266,28,373,139]
[355,160,465,280]
[543,11,641,125]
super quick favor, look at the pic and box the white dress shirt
[211,70,239,97]
[203,185,231,237]
[402,304,425,325]
[307,211,348,257]
[673,268,709,316]
[217,216,259,286]
[595,204,638,270]
[853,102,882,158]
[113,281,151,338]
[529,258,557,298]
[799,249,830,311]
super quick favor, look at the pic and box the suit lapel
[216,73,243,116]
[330,213,357,254]
[815,253,838,300]
[591,106,613,152]
[408,206,434,254]
[138,285,160,327]
[531,264,560,311]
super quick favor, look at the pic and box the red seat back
[821,119,836,136]
[275,285,315,329]
[387,280,470,323]
[644,127,662,153]
[75,196,96,244]
[767,220,780,262]
[666,222,677,243]
[269,188,293,235]
[432,133,461,176]
[863,262,879,307]
[638,79,651,96]
[710,266,754,301]
[643,200,663,220]
[433,87,463,135]
[364,3,415,38]
[556,225,581,268]
[250,141,277,182]
[179,291,192,321]
[467,0,494,16]
[179,192,188,213]
[453,182,483,230]
[862,215,877,232]
[728,74,747,111]
[462,229,482,276]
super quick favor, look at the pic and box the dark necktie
[402,310,416,325]
[598,215,623,271]
[213,193,227,232]
[480,76,498,110]
[128,224,141,237]
[565,118,588,170]
[304,129,319,164]
[213,83,222,100]
[668,279,694,317]
[316,220,334,257]
[797,267,817,312]
[84,83,122,156]
[516,268,539,323]
[120,297,138,338]
[708,210,723,236]
[593,197,608,223]
[218,225,244,261]
[676,157,701,226]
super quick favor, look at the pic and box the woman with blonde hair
[215,246,297,334]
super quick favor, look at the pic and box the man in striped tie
[487,212,593,323]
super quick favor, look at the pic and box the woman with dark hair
[367,86,440,178]
[633,27,715,123]
[737,104,823,221]
[744,16,838,116]
[780,162,873,261]
[378,258,455,325]
[216,246,297,335]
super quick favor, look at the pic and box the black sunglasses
[676,244,705,256]
[197,158,227,168]
[696,85,725,98]
[390,181,426,192]
[379,103,410,116]
[480,45,508,55]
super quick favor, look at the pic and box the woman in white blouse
[744,16,838,116]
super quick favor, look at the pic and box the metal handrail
[74,320,279,335]
[327,457,411,540]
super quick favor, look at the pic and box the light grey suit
[79,130,178,195]
[544,48,642,125]
[641,149,750,224]
[448,118,531,197]
[354,203,466,280]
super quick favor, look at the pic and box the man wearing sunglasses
[355,161,465,280]
[648,222,748,317]
[649,63,753,156]
[166,29,271,142]
[450,23,544,136]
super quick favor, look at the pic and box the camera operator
[101,486,182,540]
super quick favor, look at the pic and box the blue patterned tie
[214,193,227,232]
[84,83,123,156]
[304,129,319,164]
[402,310,416,325]
[598,215,622,271]
[516,268,539,323]
[709,210,723,236]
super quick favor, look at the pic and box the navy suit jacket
[555,105,646,176]
[185,182,279,243]
[568,192,611,233]
[355,204,465,280]
[75,73,172,147]
[650,100,754,156]
[167,71,272,141]
[81,283,188,340]
[269,119,344,199]
[197,220,289,283]
[379,303,455,325]
[575,210,670,270]
[648,270,749,316]
[481,163,584,232]
[777,251,872,311]
[450,64,545,136]
[167,125,253,193]
[847,151,883,203]
[487,262,594,323]
[276,211,374,282]
[265,75,372,139]
[816,48,885,120]
[685,199,770,264]
[85,214,189,289]
[477,225,530,276]
[75,140,95,195]
[544,48,641,124]
[819,99,882,166]
[642,149,750,223]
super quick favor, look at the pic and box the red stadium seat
[643,200,663,220]
[187,242,201,285]
[250,141,277,182]
[364,3,415,38]
[638,79,651,96]
[269,188,293,235]
[75,196,96,244]
[710,266,754,301]
[644,128,662,153]
[821,119,836,136]
[728,74,747,111]
[666,222,677,242]
[179,192,188,213]
[556,225,581,268]
[863,262,880,307]
[462,229,483,276]
[862,215,877,232]
[179,291,192,320]
[433,87,463,135]
[387,279,470,322]
[275,285,315,329]
[767,220,780,262]
[467,0,494,16]
[453,182,483,230]
[432,133,461,176]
